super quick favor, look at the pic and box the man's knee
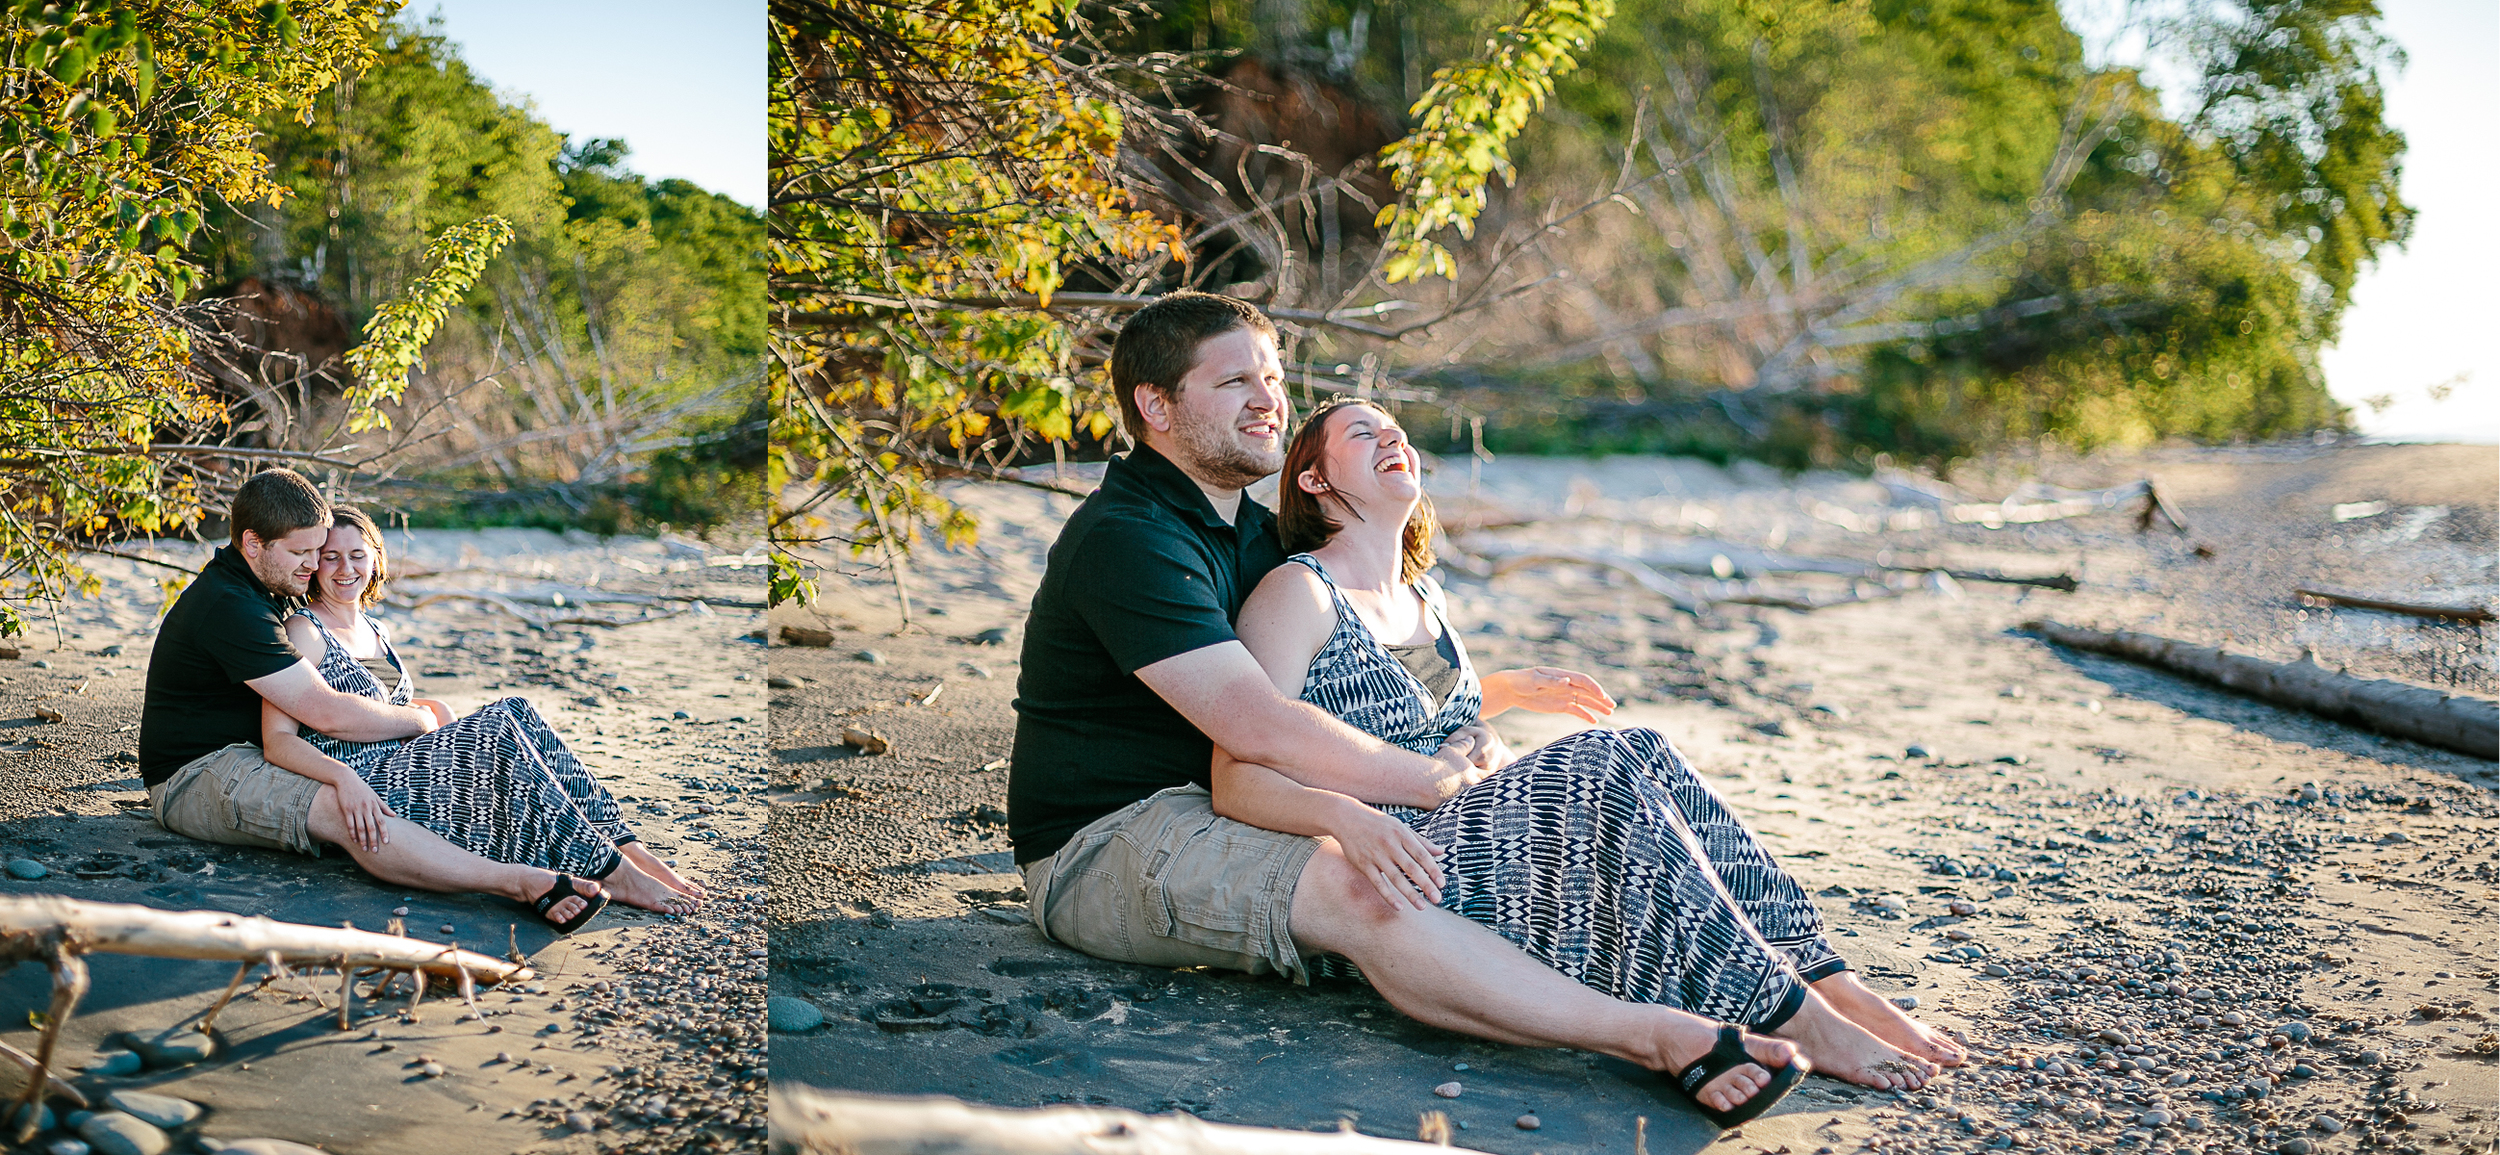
[302,785,347,844]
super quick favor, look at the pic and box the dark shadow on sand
[772,911,1858,1155]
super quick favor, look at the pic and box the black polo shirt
[1008,444,1287,864]
[140,546,304,786]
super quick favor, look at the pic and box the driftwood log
[772,1088,1460,1155]
[0,896,528,982]
[2293,588,2495,625]
[2027,620,2499,760]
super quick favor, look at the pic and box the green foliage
[1376,0,1615,283]
[341,215,513,428]
[0,0,391,634]
[182,18,764,522]
[770,0,1179,603]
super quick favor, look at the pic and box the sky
[409,0,764,210]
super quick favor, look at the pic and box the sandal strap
[1679,1023,1759,1093]
[534,874,576,915]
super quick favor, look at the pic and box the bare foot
[601,858,700,915]
[1767,990,1938,1091]
[1652,1012,1808,1115]
[1814,972,1965,1066]
[622,842,705,900]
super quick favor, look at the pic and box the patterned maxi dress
[1287,554,1848,1031]
[292,610,633,880]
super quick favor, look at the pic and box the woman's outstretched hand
[1329,801,1446,911]
[1483,667,1616,722]
[334,777,396,852]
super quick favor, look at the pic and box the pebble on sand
[6,859,49,880]
[565,1111,599,1133]
[80,1049,140,1076]
[44,1136,88,1155]
[1516,1115,1541,1131]
[391,907,409,917]
[76,1112,168,1155]
[101,1091,199,1130]
[2313,1117,2344,1134]
[7,1102,52,1134]
[122,1028,213,1069]
[1433,1082,1463,1099]
[205,1141,329,1155]
[767,996,825,1033]
[2277,1139,2313,1155]
[1892,996,1919,1010]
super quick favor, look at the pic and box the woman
[1213,400,1963,1121]
[260,508,702,930]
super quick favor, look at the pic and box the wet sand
[769,441,2496,1155]
[0,528,768,1153]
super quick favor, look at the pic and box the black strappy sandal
[1668,1023,1806,1128]
[531,874,609,935]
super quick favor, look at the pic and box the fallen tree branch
[773,1087,1462,1155]
[2293,588,2494,625]
[2025,620,2498,760]
[0,896,528,983]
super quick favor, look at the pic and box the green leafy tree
[770,0,1612,613]
[0,0,440,637]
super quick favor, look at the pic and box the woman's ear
[1296,469,1328,495]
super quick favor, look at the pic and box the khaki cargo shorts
[149,743,325,857]
[1022,785,1321,983]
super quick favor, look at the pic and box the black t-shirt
[139,546,304,785]
[1008,445,1286,864]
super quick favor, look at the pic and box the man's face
[1156,326,1287,490]
[242,525,327,598]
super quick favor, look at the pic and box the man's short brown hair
[1109,292,1279,442]
[229,468,331,548]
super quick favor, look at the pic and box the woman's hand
[333,777,396,852]
[1482,667,1616,721]
[411,698,454,728]
[1327,800,1446,911]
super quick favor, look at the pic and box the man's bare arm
[246,661,437,742]
[1137,641,1479,808]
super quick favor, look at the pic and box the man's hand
[1327,802,1446,911]
[1427,725,1495,801]
[333,777,394,852]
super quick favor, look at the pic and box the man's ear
[1133,383,1175,435]
[237,530,263,559]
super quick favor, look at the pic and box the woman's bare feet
[1814,972,1966,1066]
[1653,1012,1807,1114]
[1767,989,1938,1090]
[601,858,700,914]
[621,842,706,900]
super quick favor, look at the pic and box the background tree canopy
[184,17,766,535]
[770,0,2407,610]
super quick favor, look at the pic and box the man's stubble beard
[1170,412,1284,491]
[250,552,312,598]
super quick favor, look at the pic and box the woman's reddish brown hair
[1277,398,1438,584]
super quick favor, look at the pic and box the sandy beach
[0,528,769,1153]
[768,439,2496,1155]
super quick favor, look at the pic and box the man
[1009,292,1950,1109]
[143,469,599,922]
